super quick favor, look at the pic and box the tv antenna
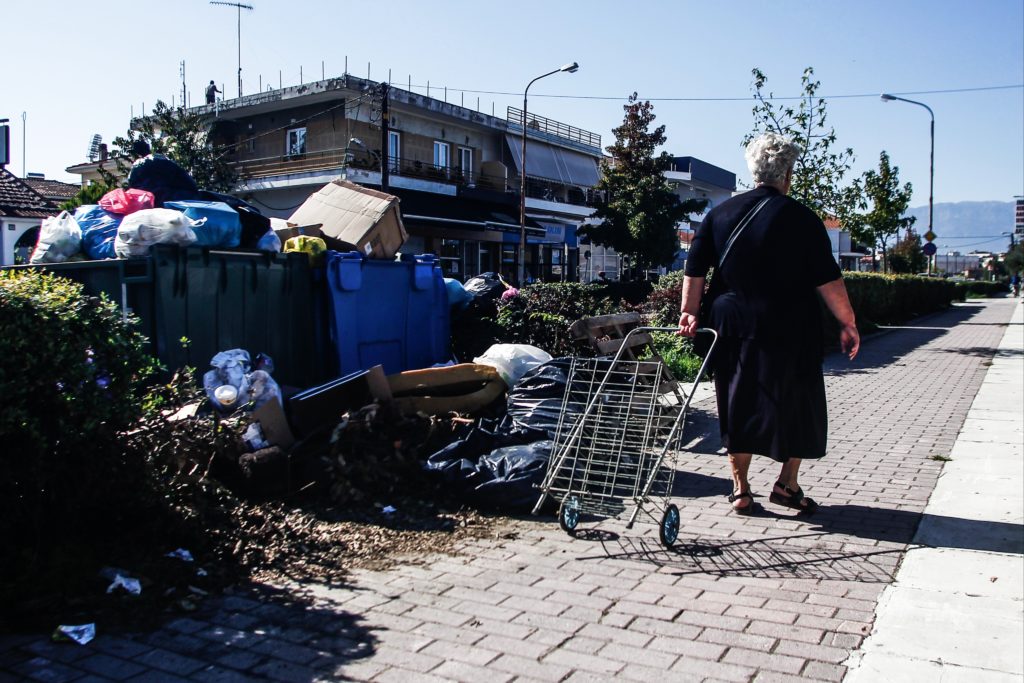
[87,134,102,162]
[210,1,253,99]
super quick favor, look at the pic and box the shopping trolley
[532,326,718,548]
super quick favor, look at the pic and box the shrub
[0,270,159,568]
[648,332,705,383]
[495,282,618,357]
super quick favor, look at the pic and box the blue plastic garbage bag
[197,190,270,248]
[164,200,243,248]
[256,229,281,252]
[444,278,472,312]
[74,204,122,260]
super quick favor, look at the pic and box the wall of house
[1,217,43,266]
[228,102,351,160]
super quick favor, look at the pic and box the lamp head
[560,62,580,73]
[880,93,897,102]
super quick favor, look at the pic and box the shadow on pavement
[824,303,986,374]
[1,582,379,683]
[588,532,901,582]
[809,504,1024,554]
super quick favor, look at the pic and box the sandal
[728,491,755,515]
[769,481,819,515]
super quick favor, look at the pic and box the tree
[846,151,916,272]
[1005,243,1024,275]
[59,180,118,213]
[887,228,927,274]
[106,100,237,192]
[746,67,861,223]
[582,94,706,272]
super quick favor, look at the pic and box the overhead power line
[397,83,1023,102]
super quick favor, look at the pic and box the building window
[433,141,450,170]
[458,146,473,182]
[388,131,401,172]
[286,127,306,156]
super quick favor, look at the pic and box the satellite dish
[87,134,102,162]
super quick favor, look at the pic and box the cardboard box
[270,217,324,243]
[288,180,407,259]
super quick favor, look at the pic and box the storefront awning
[393,188,545,236]
[505,135,601,187]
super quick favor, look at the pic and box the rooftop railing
[507,107,602,149]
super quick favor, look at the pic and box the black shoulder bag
[693,195,774,358]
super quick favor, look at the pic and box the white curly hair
[745,132,802,186]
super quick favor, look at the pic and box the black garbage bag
[127,155,201,207]
[506,357,577,438]
[425,415,548,511]
[424,357,587,510]
[462,272,508,318]
[471,441,552,509]
[464,272,507,301]
[198,190,272,248]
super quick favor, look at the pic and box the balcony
[229,148,603,208]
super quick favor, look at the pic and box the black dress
[684,186,841,461]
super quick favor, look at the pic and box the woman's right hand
[676,312,699,337]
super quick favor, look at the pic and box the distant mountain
[905,201,1016,252]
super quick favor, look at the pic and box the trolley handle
[615,326,718,413]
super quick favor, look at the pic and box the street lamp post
[881,93,934,274]
[518,62,578,285]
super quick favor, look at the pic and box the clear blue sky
[4,0,1022,218]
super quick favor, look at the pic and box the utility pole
[379,82,390,193]
[210,1,253,98]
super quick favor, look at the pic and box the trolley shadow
[584,531,902,583]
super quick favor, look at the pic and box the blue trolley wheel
[660,504,680,548]
[559,495,581,534]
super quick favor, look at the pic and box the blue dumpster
[325,251,450,375]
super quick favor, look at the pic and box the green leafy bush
[649,332,705,383]
[0,270,159,563]
[495,283,618,357]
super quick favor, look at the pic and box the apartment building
[195,74,604,283]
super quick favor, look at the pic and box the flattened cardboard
[253,399,296,450]
[288,180,407,259]
[286,365,392,437]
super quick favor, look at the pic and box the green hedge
[842,272,959,327]
[954,280,1007,299]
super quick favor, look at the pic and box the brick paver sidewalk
[3,298,1016,683]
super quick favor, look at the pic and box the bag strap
[717,195,774,270]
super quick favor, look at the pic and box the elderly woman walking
[677,132,860,515]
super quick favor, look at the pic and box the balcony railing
[232,148,349,178]
[230,148,603,207]
[508,107,601,149]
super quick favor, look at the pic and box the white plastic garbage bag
[29,211,82,264]
[473,344,553,389]
[114,208,202,258]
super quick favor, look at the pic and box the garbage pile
[30,153,278,264]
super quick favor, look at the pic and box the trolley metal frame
[532,327,718,547]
